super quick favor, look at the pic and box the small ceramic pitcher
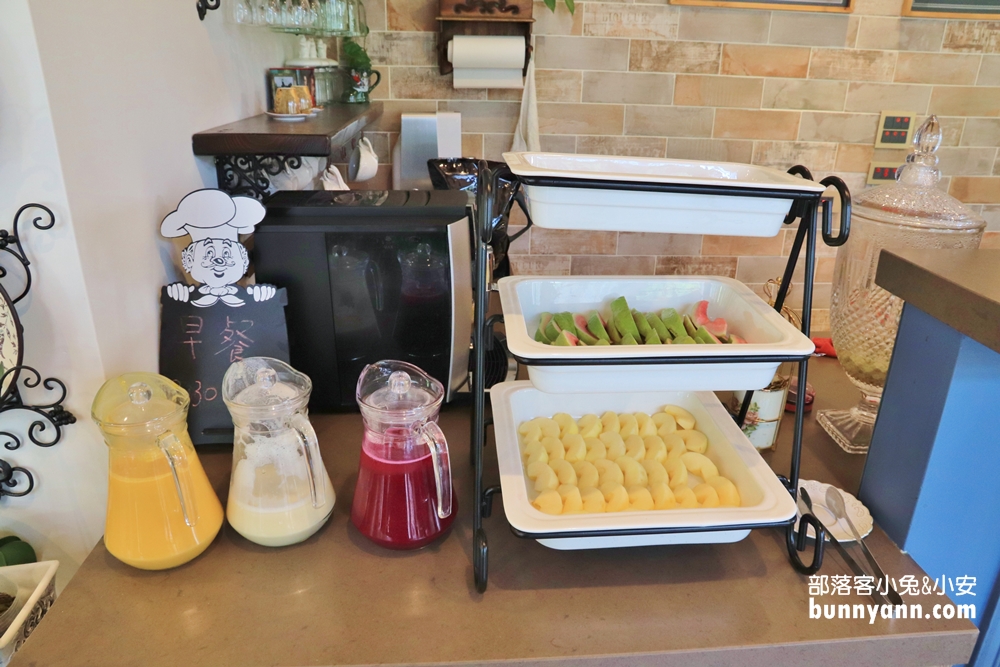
[343,68,381,104]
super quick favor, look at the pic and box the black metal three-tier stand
[467,161,851,592]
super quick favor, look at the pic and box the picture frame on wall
[903,0,1000,19]
[670,0,851,11]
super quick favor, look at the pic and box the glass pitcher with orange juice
[92,373,223,570]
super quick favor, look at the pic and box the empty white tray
[498,276,815,393]
[490,382,798,550]
[503,152,826,235]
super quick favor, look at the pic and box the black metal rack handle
[787,515,826,574]
[782,165,814,226]
[819,176,851,247]
[506,190,533,244]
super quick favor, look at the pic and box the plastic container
[503,152,825,235]
[490,382,798,550]
[498,276,815,393]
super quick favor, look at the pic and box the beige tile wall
[343,0,1000,328]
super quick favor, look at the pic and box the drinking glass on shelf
[325,0,347,33]
[345,0,367,35]
[264,0,280,25]
[230,0,253,24]
[293,0,315,27]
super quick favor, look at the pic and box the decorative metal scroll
[0,204,75,499]
[453,0,521,13]
[197,0,222,20]
[215,155,304,200]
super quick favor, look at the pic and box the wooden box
[439,0,532,19]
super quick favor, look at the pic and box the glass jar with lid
[818,116,985,453]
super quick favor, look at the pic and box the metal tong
[799,487,902,606]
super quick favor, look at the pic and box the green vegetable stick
[610,297,641,340]
[646,312,669,341]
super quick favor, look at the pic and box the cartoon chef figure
[161,189,276,308]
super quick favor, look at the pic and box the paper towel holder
[436,12,532,77]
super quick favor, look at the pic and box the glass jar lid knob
[128,382,152,405]
[389,370,411,397]
[897,115,941,188]
[255,367,277,390]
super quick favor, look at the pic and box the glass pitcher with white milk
[223,357,335,547]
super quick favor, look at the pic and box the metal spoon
[825,486,903,606]
[800,487,887,606]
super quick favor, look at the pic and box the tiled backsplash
[345,0,1000,327]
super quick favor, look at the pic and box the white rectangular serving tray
[503,152,826,236]
[0,561,58,667]
[498,276,815,393]
[490,382,798,550]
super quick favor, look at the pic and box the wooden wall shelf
[191,103,383,199]
[192,103,383,157]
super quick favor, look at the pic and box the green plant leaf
[564,0,575,13]
[543,0,556,11]
[342,37,372,71]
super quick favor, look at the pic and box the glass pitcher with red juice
[352,360,455,549]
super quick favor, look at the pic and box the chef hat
[160,189,266,244]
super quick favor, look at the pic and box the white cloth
[160,189,265,243]
[511,56,540,153]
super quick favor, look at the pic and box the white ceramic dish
[0,576,21,636]
[793,480,873,542]
[490,382,798,550]
[498,276,815,393]
[266,112,309,122]
[503,152,825,235]
[0,561,58,667]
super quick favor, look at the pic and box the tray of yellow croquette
[489,381,797,549]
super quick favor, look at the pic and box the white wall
[0,0,108,588]
[28,0,295,376]
[0,0,295,587]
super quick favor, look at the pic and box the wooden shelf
[192,102,383,157]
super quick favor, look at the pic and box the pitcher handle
[157,431,198,527]
[291,413,327,509]
[417,421,452,520]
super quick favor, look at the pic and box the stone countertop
[876,248,1000,355]
[12,359,977,667]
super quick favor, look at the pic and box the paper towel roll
[448,35,525,89]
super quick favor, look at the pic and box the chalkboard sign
[905,0,1000,17]
[159,287,290,445]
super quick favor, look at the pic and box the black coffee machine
[254,190,472,411]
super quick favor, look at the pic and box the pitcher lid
[356,360,443,422]
[91,372,188,430]
[223,357,311,413]
[399,243,445,270]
